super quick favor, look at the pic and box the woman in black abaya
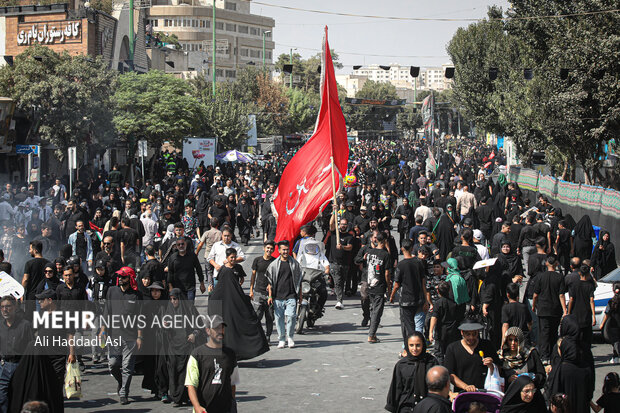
[499,375,546,413]
[591,230,617,280]
[235,196,254,246]
[194,189,210,234]
[385,332,438,413]
[8,342,64,413]
[572,215,595,261]
[548,315,594,413]
[141,282,170,401]
[208,248,269,361]
[163,288,204,406]
[434,211,457,261]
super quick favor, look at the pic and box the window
[192,19,198,28]
[238,25,248,34]
[225,1,236,11]
[267,51,272,59]
[240,48,248,57]
[226,23,236,32]
[215,69,223,77]
[250,49,261,58]
[250,27,259,35]
[225,70,236,78]
[216,21,224,30]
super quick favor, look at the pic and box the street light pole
[289,48,296,88]
[262,30,271,70]
[212,0,216,97]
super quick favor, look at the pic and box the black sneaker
[361,317,369,327]
[120,396,129,405]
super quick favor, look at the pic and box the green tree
[189,79,252,150]
[282,87,319,135]
[0,45,117,157]
[344,80,400,133]
[112,70,201,150]
[275,50,342,93]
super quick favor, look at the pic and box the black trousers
[252,295,274,337]
[360,281,370,320]
[538,315,561,360]
[368,289,385,338]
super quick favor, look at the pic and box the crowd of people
[0,139,618,413]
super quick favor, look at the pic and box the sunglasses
[103,242,112,245]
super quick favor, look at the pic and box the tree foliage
[0,45,117,157]
[112,70,201,149]
[447,2,620,187]
[274,50,343,93]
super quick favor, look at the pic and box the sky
[249,0,511,73]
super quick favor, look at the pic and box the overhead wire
[251,1,620,22]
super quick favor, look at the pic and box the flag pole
[330,156,340,245]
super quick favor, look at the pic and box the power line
[274,42,448,59]
[252,1,620,22]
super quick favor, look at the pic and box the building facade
[147,0,275,80]
[347,63,454,95]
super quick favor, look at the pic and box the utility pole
[212,0,216,97]
[289,48,294,88]
[129,0,134,60]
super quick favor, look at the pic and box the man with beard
[33,224,56,262]
[167,238,205,301]
[353,205,371,235]
[21,240,49,317]
[95,235,123,277]
[185,315,239,413]
[361,216,379,246]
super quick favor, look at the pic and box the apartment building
[147,0,274,80]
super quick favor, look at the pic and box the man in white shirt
[472,229,490,260]
[140,211,158,248]
[414,198,432,223]
[207,227,245,291]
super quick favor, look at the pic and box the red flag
[273,27,349,245]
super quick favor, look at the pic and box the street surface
[66,230,617,412]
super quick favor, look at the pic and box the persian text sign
[17,21,81,46]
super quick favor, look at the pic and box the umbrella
[215,150,253,163]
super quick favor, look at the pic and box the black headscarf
[435,213,457,261]
[500,375,546,413]
[573,215,594,239]
[385,332,438,412]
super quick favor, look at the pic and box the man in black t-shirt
[119,218,139,266]
[450,229,481,270]
[365,232,392,343]
[327,215,353,310]
[390,239,430,348]
[250,241,275,338]
[568,264,596,347]
[185,315,239,413]
[22,240,49,317]
[501,283,532,344]
[532,255,567,362]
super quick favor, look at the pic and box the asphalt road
[65,229,618,412]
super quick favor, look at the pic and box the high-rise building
[147,0,275,81]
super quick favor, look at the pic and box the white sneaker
[277,341,285,349]
[287,337,295,348]
[335,302,343,310]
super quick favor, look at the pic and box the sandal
[368,336,380,344]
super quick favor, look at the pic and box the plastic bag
[484,364,505,393]
[65,362,82,399]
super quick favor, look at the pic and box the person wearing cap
[35,288,77,382]
[100,267,144,405]
[0,295,34,412]
[442,318,499,392]
[472,229,490,260]
[353,205,371,235]
[185,314,239,413]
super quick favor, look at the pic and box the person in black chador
[208,248,269,360]
[162,288,203,407]
[386,332,438,412]
[571,215,595,261]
